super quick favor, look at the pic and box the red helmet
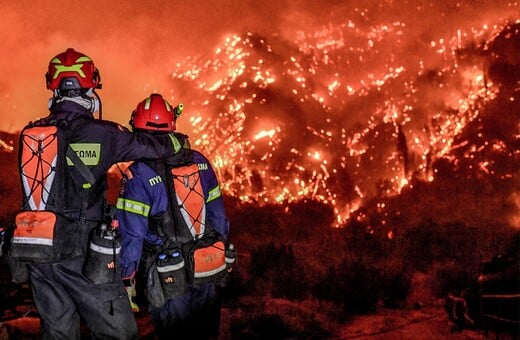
[130,94,177,132]
[46,48,101,91]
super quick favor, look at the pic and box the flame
[254,129,276,140]
[0,138,14,152]
[162,19,517,226]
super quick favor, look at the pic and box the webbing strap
[162,162,180,241]
[66,144,96,224]
[66,145,95,188]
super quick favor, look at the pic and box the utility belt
[146,231,236,308]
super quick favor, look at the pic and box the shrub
[229,314,296,340]
[431,261,475,298]
[249,243,310,300]
[340,261,382,314]
[343,219,390,262]
[280,200,335,241]
[313,261,383,315]
[271,263,309,300]
[401,219,449,272]
[382,270,412,308]
[227,202,282,243]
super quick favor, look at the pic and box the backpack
[170,162,208,240]
[143,157,235,306]
[7,118,94,283]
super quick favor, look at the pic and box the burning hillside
[162,20,519,227]
[0,3,517,229]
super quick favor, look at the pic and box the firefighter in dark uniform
[116,94,230,339]
[19,48,189,339]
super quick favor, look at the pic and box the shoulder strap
[143,160,174,239]
[145,160,193,243]
[66,145,95,188]
[62,118,96,224]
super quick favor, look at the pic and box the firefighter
[116,94,230,339]
[16,48,189,339]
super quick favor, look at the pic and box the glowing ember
[0,138,14,152]
[160,18,518,226]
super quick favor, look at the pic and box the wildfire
[166,18,518,226]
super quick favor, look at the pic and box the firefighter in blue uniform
[15,48,189,339]
[116,94,230,339]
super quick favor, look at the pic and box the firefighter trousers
[28,258,138,340]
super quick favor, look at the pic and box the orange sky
[1,0,517,132]
[0,0,304,131]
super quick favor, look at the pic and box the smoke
[1,0,517,132]
[0,0,290,130]
[0,0,518,230]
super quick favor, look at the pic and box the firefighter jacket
[116,149,229,279]
[23,100,188,258]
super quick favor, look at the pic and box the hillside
[0,18,519,340]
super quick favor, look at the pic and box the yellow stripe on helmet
[75,56,91,62]
[164,99,171,112]
[144,97,152,110]
[53,64,86,79]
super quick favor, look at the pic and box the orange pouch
[189,240,229,288]
[9,211,56,262]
